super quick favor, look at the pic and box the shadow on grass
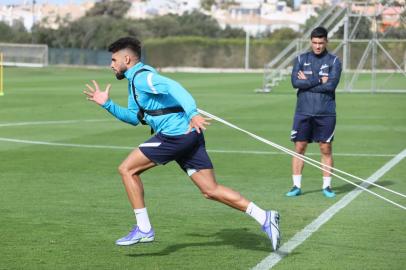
[301,183,354,195]
[126,228,274,257]
[301,180,395,196]
[335,180,395,194]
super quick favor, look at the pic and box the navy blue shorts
[139,131,213,175]
[291,114,336,143]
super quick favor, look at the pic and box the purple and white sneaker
[115,226,155,246]
[262,210,281,251]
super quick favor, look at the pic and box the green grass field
[0,67,405,270]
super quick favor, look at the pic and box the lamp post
[245,29,250,70]
[31,0,36,43]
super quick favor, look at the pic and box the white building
[212,0,316,35]
[0,1,95,30]
[0,4,34,30]
[127,0,201,18]
[1,0,320,34]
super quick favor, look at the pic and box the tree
[201,0,216,11]
[382,27,406,39]
[61,17,142,49]
[85,0,131,19]
[177,11,222,37]
[25,9,304,49]
[285,0,295,10]
[301,6,329,33]
[381,0,404,6]
[144,15,181,38]
[32,24,59,46]
[0,21,31,43]
[222,25,246,38]
[270,27,300,40]
[382,8,406,38]
[0,22,16,42]
[333,16,372,39]
[219,0,238,9]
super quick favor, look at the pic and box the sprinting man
[83,37,280,250]
[287,26,342,198]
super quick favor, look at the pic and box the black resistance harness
[131,68,184,132]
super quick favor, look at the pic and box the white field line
[0,119,398,157]
[0,137,399,158]
[0,137,133,150]
[251,148,406,270]
[208,149,396,157]
[0,119,111,127]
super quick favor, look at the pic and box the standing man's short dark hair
[286,26,342,198]
[310,26,328,39]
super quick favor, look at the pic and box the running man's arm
[308,58,342,93]
[291,56,320,90]
[102,98,140,126]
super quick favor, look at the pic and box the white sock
[292,175,302,188]
[245,202,267,225]
[134,208,152,232]
[323,177,332,189]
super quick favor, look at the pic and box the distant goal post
[0,51,3,96]
[0,43,48,67]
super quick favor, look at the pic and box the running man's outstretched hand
[83,80,111,106]
[187,114,211,134]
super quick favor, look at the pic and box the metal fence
[49,48,111,66]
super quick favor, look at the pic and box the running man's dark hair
[108,37,141,59]
[310,26,328,39]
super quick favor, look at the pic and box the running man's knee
[118,163,140,177]
[190,169,222,200]
[118,149,156,178]
[118,163,129,177]
[200,185,219,200]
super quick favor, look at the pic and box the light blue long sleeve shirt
[102,62,199,135]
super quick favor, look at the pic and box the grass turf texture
[0,67,405,270]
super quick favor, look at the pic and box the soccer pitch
[0,67,405,270]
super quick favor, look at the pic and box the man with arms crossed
[287,26,342,198]
[83,37,280,250]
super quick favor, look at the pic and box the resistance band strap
[131,68,184,133]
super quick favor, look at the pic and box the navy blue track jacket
[291,50,342,116]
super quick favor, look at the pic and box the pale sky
[1,0,89,5]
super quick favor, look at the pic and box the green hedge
[49,37,405,69]
[145,37,405,69]
[143,36,291,68]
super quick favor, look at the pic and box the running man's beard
[116,72,125,80]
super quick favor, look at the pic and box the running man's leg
[189,169,249,211]
[175,131,279,249]
[190,169,281,250]
[118,148,156,209]
[115,148,156,246]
